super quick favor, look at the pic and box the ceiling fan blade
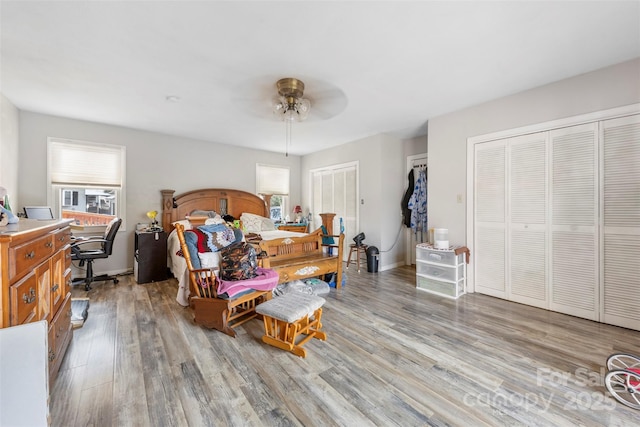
[232,75,348,121]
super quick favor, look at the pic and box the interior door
[549,123,599,321]
[508,132,548,309]
[601,114,640,329]
[474,139,507,299]
[311,163,358,261]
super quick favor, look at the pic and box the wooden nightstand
[276,223,309,233]
[134,230,168,284]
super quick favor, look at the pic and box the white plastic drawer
[416,276,464,299]
[416,262,463,282]
[416,246,457,265]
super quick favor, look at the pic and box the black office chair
[71,217,122,291]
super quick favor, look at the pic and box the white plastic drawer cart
[416,243,468,299]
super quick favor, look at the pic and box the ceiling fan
[235,75,348,123]
[234,75,348,155]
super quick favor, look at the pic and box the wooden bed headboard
[161,188,268,233]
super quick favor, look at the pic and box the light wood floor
[51,265,640,426]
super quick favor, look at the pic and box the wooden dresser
[276,223,309,233]
[0,218,74,383]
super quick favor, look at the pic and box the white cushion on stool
[256,292,325,323]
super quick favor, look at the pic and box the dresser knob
[22,288,36,304]
[45,241,53,248]
[25,251,35,259]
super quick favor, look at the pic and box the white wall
[428,57,640,247]
[1,95,19,208]
[17,112,302,274]
[301,132,423,271]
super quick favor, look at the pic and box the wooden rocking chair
[175,223,271,337]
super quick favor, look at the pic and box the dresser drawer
[64,247,72,270]
[10,272,38,325]
[416,262,463,282]
[9,234,55,281]
[416,275,464,299]
[416,246,457,265]
[49,293,72,384]
[53,227,72,251]
[52,294,72,358]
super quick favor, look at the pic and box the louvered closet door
[601,114,640,330]
[549,123,599,321]
[311,165,358,261]
[508,133,548,309]
[474,140,507,298]
[331,166,358,245]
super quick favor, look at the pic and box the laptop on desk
[23,206,55,220]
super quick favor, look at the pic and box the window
[256,164,289,222]
[62,190,78,206]
[48,138,126,228]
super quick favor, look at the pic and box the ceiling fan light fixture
[272,77,311,156]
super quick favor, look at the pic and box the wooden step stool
[256,292,327,358]
[346,243,368,273]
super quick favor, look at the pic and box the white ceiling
[2,1,639,156]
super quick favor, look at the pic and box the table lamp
[293,205,302,223]
[146,210,160,231]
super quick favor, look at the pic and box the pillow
[240,213,264,233]
[172,219,192,230]
[205,216,225,225]
[198,252,221,270]
[240,212,275,233]
[197,224,237,252]
[260,217,276,231]
[190,209,218,218]
[182,230,201,269]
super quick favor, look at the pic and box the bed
[161,188,332,306]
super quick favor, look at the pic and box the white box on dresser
[416,243,467,299]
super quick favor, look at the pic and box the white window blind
[49,139,124,187]
[256,164,289,195]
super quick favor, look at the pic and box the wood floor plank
[73,381,113,426]
[49,267,640,427]
[112,279,151,426]
[48,364,86,426]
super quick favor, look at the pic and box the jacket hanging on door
[408,168,427,239]
[401,169,415,228]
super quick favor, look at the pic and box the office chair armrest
[70,238,109,248]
